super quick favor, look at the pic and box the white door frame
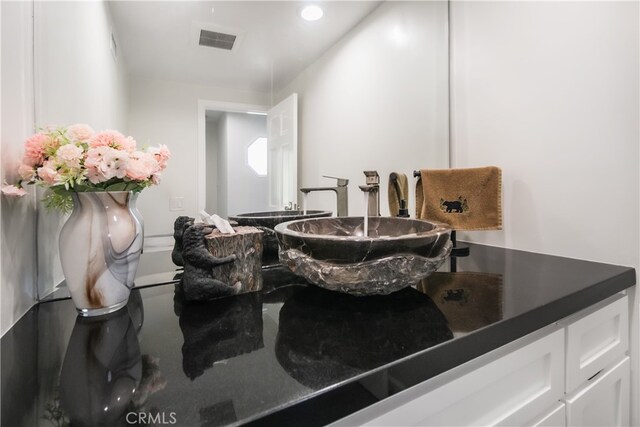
[196,99,269,214]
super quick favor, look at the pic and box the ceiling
[107,1,382,94]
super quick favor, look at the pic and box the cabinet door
[565,295,628,392]
[564,357,629,427]
[332,328,565,426]
[527,403,566,427]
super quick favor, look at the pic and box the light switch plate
[169,197,184,211]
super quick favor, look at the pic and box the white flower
[56,144,84,169]
[66,123,94,142]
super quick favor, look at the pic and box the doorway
[197,100,268,218]
[197,95,298,219]
[205,110,268,218]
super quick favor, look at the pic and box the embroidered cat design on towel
[440,197,469,214]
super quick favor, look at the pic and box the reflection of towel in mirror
[417,272,503,334]
[388,172,408,216]
[416,167,502,230]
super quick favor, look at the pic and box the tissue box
[204,226,263,293]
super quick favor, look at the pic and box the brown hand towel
[388,172,408,216]
[417,272,503,334]
[416,166,502,231]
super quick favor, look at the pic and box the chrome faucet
[300,176,349,217]
[284,201,298,211]
[359,170,380,216]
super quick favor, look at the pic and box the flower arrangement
[1,124,170,212]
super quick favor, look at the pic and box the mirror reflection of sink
[274,217,452,295]
[228,210,332,263]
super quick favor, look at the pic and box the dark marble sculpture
[172,217,263,301]
[274,217,452,295]
[171,215,194,266]
[204,227,263,293]
[275,286,453,389]
[180,223,241,301]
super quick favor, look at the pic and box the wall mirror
[33,0,450,294]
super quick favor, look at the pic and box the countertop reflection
[1,243,635,427]
[276,286,452,389]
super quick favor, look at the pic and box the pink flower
[66,124,94,142]
[89,130,136,152]
[125,151,156,181]
[1,184,27,197]
[37,162,62,185]
[148,144,171,171]
[123,136,137,152]
[55,143,84,168]
[23,133,49,166]
[19,126,168,192]
[18,164,36,182]
[86,168,104,184]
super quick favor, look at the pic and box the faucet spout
[359,171,380,216]
[299,177,349,217]
[299,187,338,193]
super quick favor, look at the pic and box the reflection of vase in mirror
[276,286,453,389]
[174,290,264,380]
[417,272,504,335]
[60,307,142,426]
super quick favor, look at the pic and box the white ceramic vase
[59,191,143,316]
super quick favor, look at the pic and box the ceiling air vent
[199,29,237,50]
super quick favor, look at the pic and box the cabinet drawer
[563,356,629,427]
[564,295,628,392]
[333,328,565,426]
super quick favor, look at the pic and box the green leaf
[104,182,128,191]
[42,190,73,215]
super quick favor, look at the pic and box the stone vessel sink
[274,217,452,295]
[228,210,332,262]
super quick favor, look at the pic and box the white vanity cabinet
[560,294,630,427]
[331,293,630,427]
[526,402,566,427]
[563,357,629,427]
[563,295,629,393]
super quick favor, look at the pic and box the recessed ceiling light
[300,5,323,22]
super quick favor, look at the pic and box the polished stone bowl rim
[229,210,332,221]
[274,216,451,243]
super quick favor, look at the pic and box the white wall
[1,0,37,336]
[451,1,639,268]
[277,1,449,217]
[33,0,130,301]
[224,113,268,216]
[450,1,639,424]
[35,1,128,131]
[127,77,269,236]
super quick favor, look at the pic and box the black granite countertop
[1,243,635,427]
